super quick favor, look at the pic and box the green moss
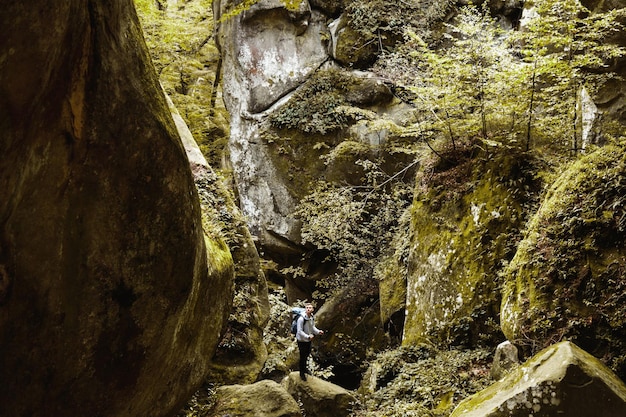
[135,0,229,168]
[204,234,233,275]
[501,144,626,377]
[404,143,541,348]
[355,345,492,417]
[262,128,330,199]
[280,0,304,12]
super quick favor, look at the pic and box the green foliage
[506,0,625,151]
[344,0,453,41]
[501,142,626,378]
[352,346,493,417]
[376,2,625,156]
[295,159,413,300]
[268,68,357,134]
[134,0,229,167]
[405,4,509,148]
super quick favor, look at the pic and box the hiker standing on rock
[296,303,324,381]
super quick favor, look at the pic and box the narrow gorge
[2,0,626,416]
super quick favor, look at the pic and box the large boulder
[167,92,271,384]
[404,146,539,348]
[284,372,357,417]
[315,280,389,388]
[0,1,233,416]
[450,341,626,417]
[210,379,302,417]
[501,144,626,379]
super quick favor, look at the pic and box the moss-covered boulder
[315,279,389,388]
[501,144,626,378]
[0,1,233,416]
[450,341,626,417]
[169,95,270,385]
[210,379,302,417]
[329,14,380,68]
[284,372,357,417]
[404,144,540,348]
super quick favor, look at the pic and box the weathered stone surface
[310,0,343,16]
[490,341,520,381]
[166,92,210,177]
[404,149,537,348]
[329,14,379,68]
[344,71,393,106]
[450,341,626,417]
[314,282,388,388]
[168,91,270,384]
[0,2,233,417]
[210,379,302,417]
[215,0,329,115]
[214,0,329,254]
[284,372,357,417]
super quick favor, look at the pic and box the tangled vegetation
[352,345,493,417]
[134,0,229,166]
[269,68,364,134]
[295,158,414,302]
[136,0,626,414]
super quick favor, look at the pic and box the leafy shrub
[269,68,356,134]
[295,160,413,300]
[352,346,493,417]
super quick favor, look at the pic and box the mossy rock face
[0,2,233,416]
[450,341,626,417]
[331,18,380,68]
[501,144,626,379]
[315,277,389,388]
[404,144,540,348]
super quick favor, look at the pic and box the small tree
[295,160,413,300]
[406,5,515,150]
[510,0,626,152]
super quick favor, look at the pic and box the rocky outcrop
[501,144,626,379]
[284,372,357,417]
[167,91,270,385]
[315,281,388,388]
[213,0,412,258]
[213,0,328,254]
[450,341,626,417]
[404,148,539,348]
[213,0,415,383]
[0,2,233,417]
[210,379,302,417]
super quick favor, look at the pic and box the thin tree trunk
[526,61,537,152]
[209,57,222,117]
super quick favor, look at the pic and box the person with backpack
[295,302,324,381]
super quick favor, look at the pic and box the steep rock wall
[0,2,233,416]
[501,144,626,379]
[404,146,540,348]
[213,0,329,254]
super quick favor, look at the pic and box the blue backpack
[290,307,305,335]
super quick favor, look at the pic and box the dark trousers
[297,341,311,375]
